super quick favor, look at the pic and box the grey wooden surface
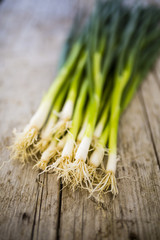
[0,0,160,240]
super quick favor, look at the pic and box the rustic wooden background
[0,0,160,239]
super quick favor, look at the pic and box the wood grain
[0,0,160,240]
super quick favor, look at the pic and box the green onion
[11,0,160,200]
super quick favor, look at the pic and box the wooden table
[0,0,160,239]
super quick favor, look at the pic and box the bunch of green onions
[11,0,160,198]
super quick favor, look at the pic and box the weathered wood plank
[140,72,160,167]
[31,174,60,240]
[0,162,37,240]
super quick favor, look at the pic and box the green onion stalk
[48,79,88,187]
[72,49,105,188]
[77,103,90,144]
[34,85,69,170]
[93,98,110,144]
[89,5,160,198]
[11,42,82,163]
[107,11,160,196]
[88,101,110,178]
[51,52,86,139]
[34,81,70,156]
[85,85,112,184]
